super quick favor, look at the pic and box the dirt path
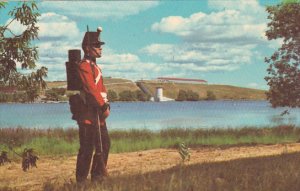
[1,143,300,190]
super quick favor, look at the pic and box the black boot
[76,150,93,182]
[91,153,108,182]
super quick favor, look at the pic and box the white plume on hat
[97,27,103,32]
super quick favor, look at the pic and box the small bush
[176,90,187,101]
[186,90,199,101]
[176,90,199,101]
[135,90,150,101]
[206,91,216,100]
[119,90,136,101]
[108,90,118,102]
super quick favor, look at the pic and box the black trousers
[76,122,110,182]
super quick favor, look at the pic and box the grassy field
[42,151,300,191]
[0,125,299,158]
[46,79,266,100]
[1,126,300,191]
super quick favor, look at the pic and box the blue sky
[1,0,282,89]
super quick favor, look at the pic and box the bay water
[0,101,299,130]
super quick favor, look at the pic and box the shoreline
[0,99,268,104]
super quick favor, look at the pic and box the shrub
[176,90,199,101]
[176,90,187,101]
[119,90,136,101]
[52,88,66,96]
[186,90,199,101]
[0,92,28,103]
[135,90,150,101]
[206,91,216,100]
[45,90,59,101]
[108,90,118,102]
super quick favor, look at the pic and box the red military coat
[77,58,109,125]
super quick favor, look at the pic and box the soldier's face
[90,46,102,58]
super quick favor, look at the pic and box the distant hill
[137,80,266,100]
[46,78,266,100]
[46,78,140,95]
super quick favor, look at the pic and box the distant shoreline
[0,99,268,104]
[0,79,267,103]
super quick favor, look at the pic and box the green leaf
[0,2,6,8]
[0,1,46,100]
[265,2,300,108]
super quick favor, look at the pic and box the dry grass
[140,81,266,100]
[103,78,140,95]
[46,81,67,89]
[91,151,300,191]
[2,144,300,190]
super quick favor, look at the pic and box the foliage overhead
[265,2,300,108]
[0,1,47,102]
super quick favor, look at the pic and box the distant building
[157,77,207,84]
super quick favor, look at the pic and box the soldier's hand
[101,103,110,112]
[100,103,110,120]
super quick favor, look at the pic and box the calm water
[0,101,299,130]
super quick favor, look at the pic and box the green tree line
[108,90,150,102]
[176,90,216,101]
[0,88,218,103]
[0,91,29,103]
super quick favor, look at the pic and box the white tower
[155,87,163,102]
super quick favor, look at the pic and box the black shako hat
[82,26,105,48]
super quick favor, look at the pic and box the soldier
[75,27,111,182]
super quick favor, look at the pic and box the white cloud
[142,42,253,72]
[30,13,83,81]
[248,82,259,88]
[208,0,264,15]
[247,82,268,90]
[4,0,276,84]
[33,1,159,80]
[151,6,268,44]
[40,1,159,20]
[268,38,284,50]
[4,12,81,40]
[100,43,243,81]
[4,19,27,37]
[38,12,81,40]
[102,49,140,64]
[147,0,272,73]
[25,11,167,81]
[99,48,165,80]
[3,13,81,81]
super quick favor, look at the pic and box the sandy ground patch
[1,143,300,190]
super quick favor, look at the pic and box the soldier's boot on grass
[76,151,93,183]
[91,153,108,182]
